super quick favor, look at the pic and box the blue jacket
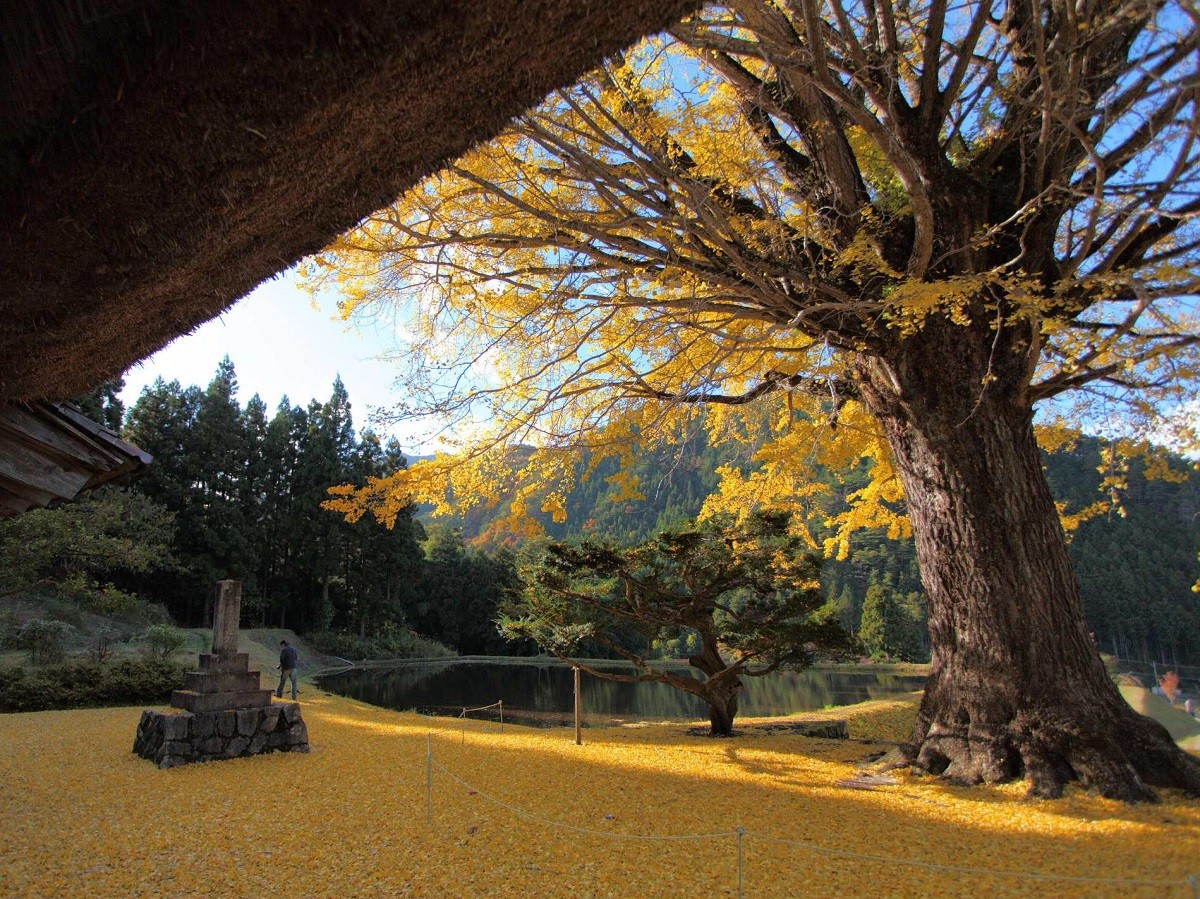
[279,645,298,670]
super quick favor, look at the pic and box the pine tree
[73,377,126,431]
[860,580,924,663]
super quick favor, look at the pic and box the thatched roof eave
[0,0,700,403]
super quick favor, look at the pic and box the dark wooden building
[0,403,150,519]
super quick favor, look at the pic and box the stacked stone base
[134,702,308,769]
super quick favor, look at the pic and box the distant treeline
[74,360,522,655]
[57,363,1200,667]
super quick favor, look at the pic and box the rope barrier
[458,701,505,745]
[459,701,504,715]
[423,736,1197,895]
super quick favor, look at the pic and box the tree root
[874,704,1200,803]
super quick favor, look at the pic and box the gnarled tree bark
[689,637,743,737]
[856,333,1200,801]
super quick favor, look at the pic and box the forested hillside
[0,361,522,660]
[450,434,1200,667]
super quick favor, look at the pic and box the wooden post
[574,666,582,745]
[736,826,745,898]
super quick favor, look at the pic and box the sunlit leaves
[305,0,1200,553]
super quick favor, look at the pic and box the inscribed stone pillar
[211,580,241,656]
[137,579,303,767]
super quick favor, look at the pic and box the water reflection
[317,659,926,727]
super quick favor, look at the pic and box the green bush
[0,657,185,712]
[17,619,76,664]
[87,630,119,663]
[138,625,189,661]
[60,575,138,616]
[305,628,454,662]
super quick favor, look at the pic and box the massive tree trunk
[855,342,1200,801]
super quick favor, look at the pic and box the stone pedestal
[133,579,308,768]
[170,652,273,713]
[134,703,308,768]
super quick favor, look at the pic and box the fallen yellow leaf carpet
[1,692,1197,897]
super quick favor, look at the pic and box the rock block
[171,689,273,714]
[185,671,263,694]
[236,708,259,737]
[162,714,190,741]
[199,736,224,757]
[193,714,215,739]
[162,740,193,758]
[226,736,250,758]
[197,653,250,674]
[133,705,310,768]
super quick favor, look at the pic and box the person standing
[276,639,299,700]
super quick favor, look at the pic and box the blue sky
[118,269,424,448]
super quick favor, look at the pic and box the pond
[316,658,926,727]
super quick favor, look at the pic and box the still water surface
[317,658,926,727]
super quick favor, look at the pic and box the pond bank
[315,657,930,727]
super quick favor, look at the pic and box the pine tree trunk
[688,636,742,736]
[858,355,1200,801]
[707,693,739,737]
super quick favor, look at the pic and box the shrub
[0,609,19,650]
[87,631,118,663]
[17,619,75,665]
[305,628,455,662]
[138,625,189,661]
[60,575,137,616]
[0,657,185,712]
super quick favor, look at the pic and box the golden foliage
[1,692,1198,896]
[302,8,1200,552]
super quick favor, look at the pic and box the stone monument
[134,580,308,768]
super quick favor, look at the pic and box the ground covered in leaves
[2,692,1198,897]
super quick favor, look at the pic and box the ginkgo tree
[306,0,1200,800]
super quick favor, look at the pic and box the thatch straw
[0,0,700,402]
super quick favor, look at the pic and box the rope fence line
[422,735,1200,898]
[1111,657,1200,683]
[456,700,504,745]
